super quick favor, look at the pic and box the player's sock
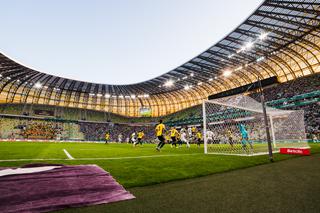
[160,141,165,148]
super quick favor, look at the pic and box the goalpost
[203,95,309,156]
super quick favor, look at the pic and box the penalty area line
[63,149,75,160]
[0,153,202,162]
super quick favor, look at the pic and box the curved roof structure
[1,0,320,117]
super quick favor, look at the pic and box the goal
[202,95,309,156]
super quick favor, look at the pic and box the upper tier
[1,0,320,116]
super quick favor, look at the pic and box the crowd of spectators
[21,121,64,139]
[0,117,84,140]
[250,73,320,102]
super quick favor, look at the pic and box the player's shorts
[157,135,165,142]
[171,137,176,142]
[138,138,142,142]
[197,138,202,144]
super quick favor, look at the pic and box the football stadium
[0,0,320,212]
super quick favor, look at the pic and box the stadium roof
[1,0,320,116]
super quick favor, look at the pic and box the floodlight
[259,32,269,40]
[223,70,232,77]
[245,41,254,50]
[34,82,42,88]
[256,56,265,62]
[184,85,191,90]
[164,80,174,87]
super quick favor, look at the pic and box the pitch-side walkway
[59,154,320,213]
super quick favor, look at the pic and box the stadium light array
[131,95,136,99]
[143,94,149,98]
[97,94,102,97]
[223,70,232,77]
[164,79,174,87]
[34,82,42,89]
[105,94,111,98]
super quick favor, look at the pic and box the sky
[0,0,263,85]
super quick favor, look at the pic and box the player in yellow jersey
[105,132,110,144]
[134,130,144,147]
[196,130,202,148]
[192,126,197,134]
[170,127,179,148]
[226,129,234,149]
[155,120,166,151]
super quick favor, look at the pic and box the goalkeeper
[239,124,253,151]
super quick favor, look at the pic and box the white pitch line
[0,153,202,162]
[63,149,75,160]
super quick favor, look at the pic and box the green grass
[57,152,320,213]
[0,142,319,188]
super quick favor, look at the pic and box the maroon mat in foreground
[0,164,135,213]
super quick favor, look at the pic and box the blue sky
[0,0,262,85]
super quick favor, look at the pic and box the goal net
[203,95,309,156]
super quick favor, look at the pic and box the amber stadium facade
[1,0,320,117]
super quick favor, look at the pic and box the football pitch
[1,142,319,188]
